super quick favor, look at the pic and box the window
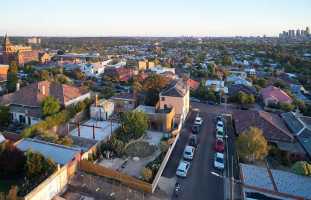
[161,97,165,101]
[19,115,26,124]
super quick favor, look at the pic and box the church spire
[3,33,11,46]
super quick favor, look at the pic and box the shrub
[41,96,60,117]
[292,161,311,176]
[141,167,153,182]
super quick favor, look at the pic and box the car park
[189,135,198,147]
[183,145,195,160]
[176,160,191,177]
[214,139,224,152]
[214,153,225,170]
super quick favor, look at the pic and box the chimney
[16,82,20,91]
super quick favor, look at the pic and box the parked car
[216,121,224,130]
[216,115,223,122]
[190,97,201,103]
[216,127,225,139]
[192,125,201,134]
[214,153,225,170]
[189,135,198,147]
[183,145,195,160]
[214,139,224,152]
[194,116,203,126]
[176,160,191,177]
[208,101,216,105]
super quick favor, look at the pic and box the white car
[176,160,191,177]
[214,153,225,170]
[216,121,224,130]
[183,145,195,160]
[194,116,203,126]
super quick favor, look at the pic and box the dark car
[192,125,201,134]
[189,135,198,147]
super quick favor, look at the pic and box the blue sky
[1,0,310,37]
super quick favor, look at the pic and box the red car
[214,139,224,152]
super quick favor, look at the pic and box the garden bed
[125,141,157,158]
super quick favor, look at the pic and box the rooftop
[16,138,81,165]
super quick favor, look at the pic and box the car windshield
[217,123,223,127]
[185,150,192,155]
[217,141,223,145]
[216,157,224,163]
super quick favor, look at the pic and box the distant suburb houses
[0,81,91,125]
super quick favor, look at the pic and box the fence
[80,160,153,193]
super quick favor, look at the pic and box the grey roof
[16,138,81,165]
[161,80,188,97]
[281,112,304,135]
[297,129,311,158]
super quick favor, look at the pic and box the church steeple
[3,33,11,47]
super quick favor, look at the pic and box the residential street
[162,102,241,200]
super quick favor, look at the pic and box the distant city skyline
[1,0,311,37]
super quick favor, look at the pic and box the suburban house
[0,64,9,93]
[80,60,111,77]
[159,79,189,123]
[290,84,310,103]
[187,79,200,91]
[110,93,137,113]
[205,80,228,94]
[104,66,134,82]
[226,75,252,86]
[90,97,114,121]
[0,81,91,125]
[260,86,293,107]
[150,66,175,75]
[135,105,175,132]
[281,112,311,159]
[244,68,256,76]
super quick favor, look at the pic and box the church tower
[3,33,14,53]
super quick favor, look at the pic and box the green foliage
[279,102,295,112]
[292,161,311,176]
[7,61,19,93]
[119,111,148,142]
[0,143,26,179]
[231,91,255,106]
[25,151,57,179]
[253,78,267,88]
[143,74,169,106]
[101,135,125,157]
[41,96,61,117]
[0,106,10,127]
[236,127,269,162]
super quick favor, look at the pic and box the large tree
[236,127,268,162]
[7,61,19,93]
[0,106,10,127]
[143,74,169,106]
[41,96,61,117]
[119,111,148,142]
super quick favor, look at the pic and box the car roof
[178,160,190,169]
[185,145,195,151]
[217,127,224,132]
[216,153,224,158]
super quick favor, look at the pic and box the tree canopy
[41,96,61,117]
[7,61,19,93]
[236,127,269,162]
[142,74,169,106]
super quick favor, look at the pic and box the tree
[222,55,232,66]
[120,111,148,142]
[0,142,26,178]
[7,61,19,93]
[292,161,311,176]
[141,167,153,182]
[236,127,268,162]
[143,74,169,106]
[25,150,56,179]
[41,96,60,117]
[235,92,255,107]
[279,102,295,112]
[0,106,10,127]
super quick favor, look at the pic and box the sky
[1,0,310,37]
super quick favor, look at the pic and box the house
[150,66,175,75]
[290,84,310,103]
[260,86,293,107]
[205,80,228,94]
[110,93,137,113]
[187,79,200,91]
[233,110,294,143]
[226,75,252,86]
[228,71,247,79]
[16,138,81,165]
[80,60,111,77]
[228,84,257,98]
[90,97,114,121]
[159,79,189,123]
[0,81,91,125]
[135,105,175,132]
[104,67,134,82]
[281,112,311,159]
[244,68,256,76]
[38,52,51,64]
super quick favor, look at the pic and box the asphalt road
[162,103,226,200]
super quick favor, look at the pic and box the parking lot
[162,102,241,200]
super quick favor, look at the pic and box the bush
[41,96,61,117]
[141,167,153,182]
[101,136,125,157]
[292,161,311,176]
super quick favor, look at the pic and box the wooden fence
[80,160,153,193]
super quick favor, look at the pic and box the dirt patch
[125,141,157,158]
